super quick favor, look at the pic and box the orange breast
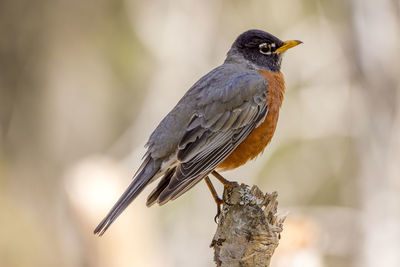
[217,70,285,171]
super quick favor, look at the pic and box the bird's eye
[259,43,272,55]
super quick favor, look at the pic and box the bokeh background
[1,0,399,266]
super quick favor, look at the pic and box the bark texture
[211,183,285,267]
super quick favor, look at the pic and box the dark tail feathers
[94,158,160,236]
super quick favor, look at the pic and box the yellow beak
[275,40,303,53]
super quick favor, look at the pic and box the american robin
[94,29,302,235]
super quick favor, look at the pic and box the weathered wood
[211,183,285,267]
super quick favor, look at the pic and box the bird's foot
[205,176,224,223]
[205,172,240,223]
[211,170,238,188]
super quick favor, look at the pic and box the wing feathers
[151,70,268,205]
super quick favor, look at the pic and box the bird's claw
[214,197,223,224]
[214,214,219,224]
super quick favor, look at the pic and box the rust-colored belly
[217,71,285,171]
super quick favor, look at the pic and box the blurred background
[1,0,399,266]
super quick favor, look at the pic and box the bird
[94,29,302,235]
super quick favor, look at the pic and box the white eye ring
[259,43,272,55]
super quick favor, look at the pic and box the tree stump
[211,183,285,267]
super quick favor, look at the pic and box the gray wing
[147,65,269,205]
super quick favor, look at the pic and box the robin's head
[227,29,302,72]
